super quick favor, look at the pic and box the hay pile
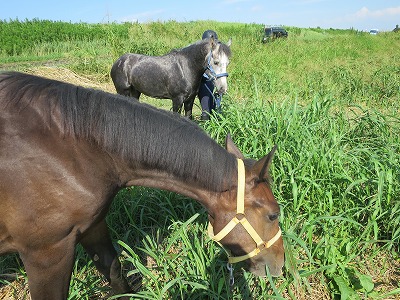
[28,66,115,93]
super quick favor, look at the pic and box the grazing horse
[110,37,231,118]
[0,72,284,300]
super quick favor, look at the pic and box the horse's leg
[80,219,132,297]
[172,103,183,114]
[115,86,131,97]
[129,86,141,99]
[183,96,195,119]
[115,85,140,101]
[172,97,184,115]
[19,237,76,300]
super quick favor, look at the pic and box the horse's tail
[110,54,133,96]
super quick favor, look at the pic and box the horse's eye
[268,213,279,222]
[214,61,219,65]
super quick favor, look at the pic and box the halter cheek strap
[204,50,229,81]
[208,158,282,264]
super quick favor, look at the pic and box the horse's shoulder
[125,53,144,59]
[120,53,148,65]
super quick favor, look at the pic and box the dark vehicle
[262,26,288,43]
[369,29,379,35]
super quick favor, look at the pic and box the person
[198,30,221,120]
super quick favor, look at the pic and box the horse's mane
[0,72,236,191]
[169,39,211,63]
[185,38,231,52]
[169,38,231,59]
[216,42,232,58]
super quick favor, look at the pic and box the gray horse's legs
[173,96,192,117]
[80,220,132,298]
[114,85,130,96]
[113,81,140,100]
[172,101,183,114]
[115,85,138,99]
[129,87,141,99]
[184,98,195,119]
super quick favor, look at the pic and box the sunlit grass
[59,95,399,299]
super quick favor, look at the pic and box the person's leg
[198,79,215,120]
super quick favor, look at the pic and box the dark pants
[198,77,215,120]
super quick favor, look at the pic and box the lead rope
[204,83,222,113]
[227,263,235,287]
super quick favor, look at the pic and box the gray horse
[110,37,231,118]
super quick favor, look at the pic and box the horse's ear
[226,38,232,47]
[210,36,218,48]
[225,134,245,159]
[253,145,277,180]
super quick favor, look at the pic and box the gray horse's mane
[169,38,231,59]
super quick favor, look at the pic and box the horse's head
[208,135,284,277]
[205,38,231,94]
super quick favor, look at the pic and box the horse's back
[111,52,184,99]
[0,73,117,256]
[111,53,170,80]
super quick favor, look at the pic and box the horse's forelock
[217,42,232,58]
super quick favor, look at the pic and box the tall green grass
[204,95,399,297]
[0,20,399,299]
[84,95,398,299]
[57,96,400,299]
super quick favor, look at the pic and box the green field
[0,19,399,299]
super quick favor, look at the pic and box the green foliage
[203,96,399,298]
[0,18,129,56]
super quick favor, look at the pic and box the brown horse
[0,72,284,299]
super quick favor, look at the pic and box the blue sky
[1,1,399,31]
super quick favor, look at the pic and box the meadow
[0,19,399,299]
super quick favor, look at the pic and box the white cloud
[353,6,400,19]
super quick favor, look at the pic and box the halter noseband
[204,50,229,81]
[208,158,282,264]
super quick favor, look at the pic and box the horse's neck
[180,44,209,73]
[114,162,229,211]
[106,122,236,209]
[130,170,201,199]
